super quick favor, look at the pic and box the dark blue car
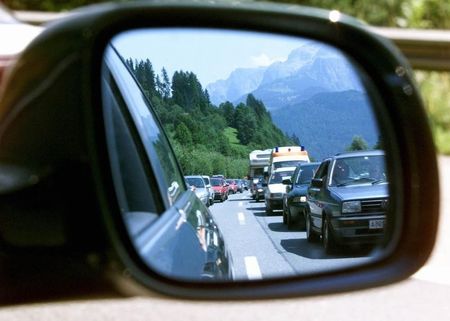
[282,162,320,229]
[306,150,389,253]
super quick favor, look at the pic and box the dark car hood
[329,183,389,201]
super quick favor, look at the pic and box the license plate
[369,219,384,229]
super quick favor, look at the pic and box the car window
[297,166,316,184]
[102,72,159,216]
[103,45,186,209]
[330,155,387,186]
[269,170,294,184]
[186,177,205,188]
[314,161,330,181]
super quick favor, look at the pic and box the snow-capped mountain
[207,42,363,109]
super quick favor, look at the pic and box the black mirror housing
[311,178,324,188]
[0,0,439,304]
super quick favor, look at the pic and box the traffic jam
[185,146,389,279]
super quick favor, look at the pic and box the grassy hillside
[416,71,450,154]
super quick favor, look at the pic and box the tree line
[6,0,449,29]
[125,58,294,178]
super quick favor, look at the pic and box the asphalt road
[210,192,373,280]
[1,157,449,320]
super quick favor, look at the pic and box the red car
[211,177,228,202]
[226,179,238,194]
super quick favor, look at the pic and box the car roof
[334,149,385,159]
[299,162,321,168]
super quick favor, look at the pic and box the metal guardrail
[13,10,450,71]
[371,27,450,71]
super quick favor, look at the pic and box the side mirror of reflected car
[311,178,324,189]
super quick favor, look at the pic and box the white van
[264,167,297,215]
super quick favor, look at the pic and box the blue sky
[112,28,307,87]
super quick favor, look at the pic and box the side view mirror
[0,0,438,304]
[311,178,324,189]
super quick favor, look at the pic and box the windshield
[296,164,319,184]
[211,178,222,186]
[269,170,294,184]
[226,179,235,184]
[331,155,386,186]
[186,177,205,188]
[273,160,307,170]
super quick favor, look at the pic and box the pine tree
[346,135,369,151]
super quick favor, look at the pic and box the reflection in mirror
[102,28,391,282]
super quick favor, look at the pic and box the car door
[307,160,331,231]
[102,45,231,280]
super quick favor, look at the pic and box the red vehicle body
[211,177,228,202]
[226,179,238,194]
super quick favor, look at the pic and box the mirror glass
[102,28,392,282]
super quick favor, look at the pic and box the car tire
[323,216,337,254]
[306,211,319,242]
[282,203,287,224]
[266,205,273,215]
[286,207,294,230]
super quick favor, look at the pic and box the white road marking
[237,212,246,225]
[238,201,244,207]
[244,256,262,280]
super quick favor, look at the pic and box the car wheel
[323,216,337,254]
[282,203,287,224]
[286,207,294,230]
[266,205,273,215]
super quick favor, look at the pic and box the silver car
[202,175,215,206]
[185,175,211,207]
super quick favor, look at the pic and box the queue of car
[185,175,248,204]
[249,146,389,254]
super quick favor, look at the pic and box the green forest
[125,58,295,178]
